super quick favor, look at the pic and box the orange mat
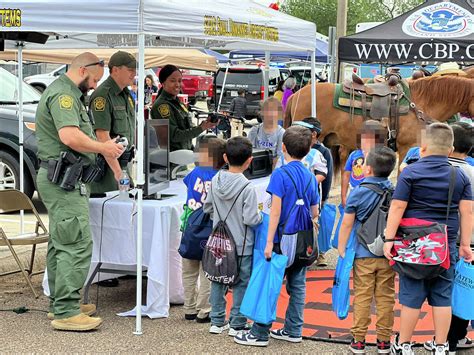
[275,270,474,344]
[227,269,474,344]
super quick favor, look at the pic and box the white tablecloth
[43,176,271,318]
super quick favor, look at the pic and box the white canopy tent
[2,0,317,334]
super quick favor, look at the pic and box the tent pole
[264,51,270,100]
[217,61,230,112]
[310,50,317,117]
[134,32,145,336]
[17,42,25,233]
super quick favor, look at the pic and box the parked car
[209,66,289,119]
[25,65,158,96]
[24,64,68,92]
[0,67,41,197]
[289,65,327,90]
[180,69,213,105]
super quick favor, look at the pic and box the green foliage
[282,0,425,36]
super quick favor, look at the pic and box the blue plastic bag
[331,204,345,249]
[253,213,270,257]
[332,224,357,320]
[240,250,288,325]
[452,259,474,321]
[318,203,336,253]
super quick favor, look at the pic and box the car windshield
[0,67,42,104]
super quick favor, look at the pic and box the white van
[25,65,158,93]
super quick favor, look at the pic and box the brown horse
[465,66,474,78]
[283,76,474,172]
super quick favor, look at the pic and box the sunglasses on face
[83,60,105,68]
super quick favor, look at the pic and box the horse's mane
[408,75,473,108]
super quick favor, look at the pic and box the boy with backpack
[383,123,473,355]
[337,147,397,354]
[203,136,262,336]
[234,125,320,347]
[180,136,226,323]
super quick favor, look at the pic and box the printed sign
[0,8,21,27]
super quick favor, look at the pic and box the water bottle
[118,170,130,200]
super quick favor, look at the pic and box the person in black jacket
[229,88,247,119]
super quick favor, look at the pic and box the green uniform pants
[36,168,92,319]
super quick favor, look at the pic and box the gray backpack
[356,183,393,256]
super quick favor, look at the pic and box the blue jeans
[210,255,252,329]
[251,265,307,340]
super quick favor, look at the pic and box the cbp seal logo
[402,2,473,38]
[59,95,73,110]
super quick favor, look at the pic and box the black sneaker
[196,314,210,323]
[234,332,269,347]
[184,313,197,321]
[350,339,366,354]
[270,328,302,343]
[377,339,391,354]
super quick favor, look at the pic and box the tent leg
[264,51,270,100]
[311,50,317,117]
[134,31,146,336]
[17,42,25,234]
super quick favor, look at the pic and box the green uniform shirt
[89,76,136,193]
[150,90,203,151]
[36,74,96,165]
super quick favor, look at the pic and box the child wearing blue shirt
[337,147,397,354]
[384,123,473,354]
[341,120,385,207]
[235,126,319,347]
[181,136,226,323]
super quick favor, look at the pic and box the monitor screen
[144,119,170,196]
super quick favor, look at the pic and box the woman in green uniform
[151,65,216,151]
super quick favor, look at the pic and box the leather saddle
[339,73,408,119]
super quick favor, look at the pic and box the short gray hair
[283,77,296,90]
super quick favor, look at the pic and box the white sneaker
[433,342,449,355]
[209,322,230,334]
[457,337,473,349]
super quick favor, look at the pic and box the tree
[282,0,424,36]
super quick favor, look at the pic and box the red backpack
[389,167,455,280]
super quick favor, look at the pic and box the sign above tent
[402,1,472,38]
[1,0,316,52]
[338,0,474,63]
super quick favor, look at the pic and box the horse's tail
[330,145,342,178]
[283,94,293,128]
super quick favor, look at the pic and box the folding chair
[0,189,49,298]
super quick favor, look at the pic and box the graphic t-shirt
[344,150,365,188]
[247,124,285,159]
[183,166,218,210]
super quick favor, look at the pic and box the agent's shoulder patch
[93,97,106,112]
[158,104,170,117]
[59,95,73,110]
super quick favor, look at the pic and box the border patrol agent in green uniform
[36,53,124,331]
[90,51,137,193]
[150,64,216,151]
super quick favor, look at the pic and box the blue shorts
[398,245,457,309]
